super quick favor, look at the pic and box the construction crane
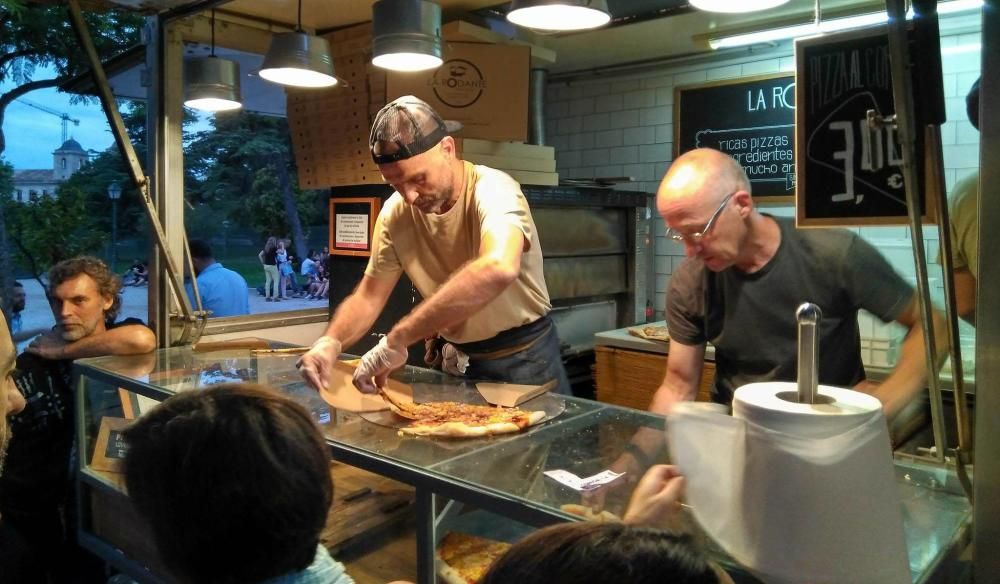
[17,98,81,143]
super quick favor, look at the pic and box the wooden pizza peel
[319,360,414,413]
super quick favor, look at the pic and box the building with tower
[10,138,89,202]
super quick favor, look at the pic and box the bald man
[645,148,944,420]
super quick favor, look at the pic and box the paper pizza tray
[359,382,567,432]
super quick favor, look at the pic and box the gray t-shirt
[667,216,913,404]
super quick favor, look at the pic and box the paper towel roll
[668,382,910,584]
[733,381,883,438]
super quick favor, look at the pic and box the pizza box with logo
[386,41,530,143]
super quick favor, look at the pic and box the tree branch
[0,75,67,110]
[0,48,35,73]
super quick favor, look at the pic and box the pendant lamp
[259,0,337,88]
[690,0,790,14]
[184,10,242,112]
[506,0,611,32]
[371,0,443,72]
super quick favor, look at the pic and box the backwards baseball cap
[369,95,462,164]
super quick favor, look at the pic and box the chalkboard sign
[795,25,934,226]
[674,74,796,202]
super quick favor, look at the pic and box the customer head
[48,256,122,340]
[264,236,278,253]
[370,95,463,215]
[188,239,215,275]
[122,384,333,584]
[657,148,754,272]
[11,281,25,313]
[967,77,980,131]
[480,522,725,584]
[0,313,26,475]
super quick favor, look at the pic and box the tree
[0,158,14,322]
[2,185,105,288]
[1,2,142,315]
[185,111,320,259]
[0,4,142,156]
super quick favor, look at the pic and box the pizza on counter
[381,390,546,438]
[436,532,511,584]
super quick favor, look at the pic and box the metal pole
[111,199,118,272]
[974,0,1000,577]
[883,0,946,463]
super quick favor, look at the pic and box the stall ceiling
[104,0,888,74]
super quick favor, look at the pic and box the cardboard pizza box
[476,379,556,407]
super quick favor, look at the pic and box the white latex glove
[623,464,686,528]
[353,336,408,394]
[296,336,342,392]
[440,343,469,377]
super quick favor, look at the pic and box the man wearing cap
[298,95,570,396]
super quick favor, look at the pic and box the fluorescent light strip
[709,0,983,49]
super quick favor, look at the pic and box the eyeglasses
[666,193,735,243]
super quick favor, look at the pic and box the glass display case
[74,343,971,584]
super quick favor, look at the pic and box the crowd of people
[258,239,330,303]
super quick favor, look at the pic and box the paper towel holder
[778,302,835,406]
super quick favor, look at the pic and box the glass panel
[75,346,971,583]
[180,45,330,319]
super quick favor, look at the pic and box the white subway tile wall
[545,32,981,365]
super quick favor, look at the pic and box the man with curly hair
[0,256,155,582]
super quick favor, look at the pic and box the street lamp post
[107,182,122,271]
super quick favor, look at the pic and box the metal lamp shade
[371,0,443,72]
[260,31,338,88]
[507,0,611,31]
[690,0,790,13]
[184,57,242,112]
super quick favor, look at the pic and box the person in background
[187,239,250,318]
[297,95,569,395]
[0,256,156,583]
[481,465,730,584]
[276,240,290,300]
[8,281,50,345]
[122,384,357,584]
[603,148,946,489]
[259,236,280,302]
[945,77,980,325]
[0,312,36,582]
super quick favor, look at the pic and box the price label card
[544,469,625,492]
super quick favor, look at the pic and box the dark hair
[480,523,720,584]
[264,236,278,254]
[13,281,22,288]
[967,77,980,131]
[189,239,213,260]
[122,384,333,584]
[48,256,121,323]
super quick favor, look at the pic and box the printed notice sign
[335,213,369,250]
[329,197,380,257]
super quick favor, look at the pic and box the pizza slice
[436,532,511,584]
[379,387,547,438]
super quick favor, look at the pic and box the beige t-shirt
[948,170,979,279]
[365,161,551,343]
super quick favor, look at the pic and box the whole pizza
[383,392,546,438]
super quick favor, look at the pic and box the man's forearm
[326,293,386,350]
[387,257,515,347]
[61,326,156,359]
[873,312,948,419]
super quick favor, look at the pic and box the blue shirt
[262,546,355,584]
[186,262,250,317]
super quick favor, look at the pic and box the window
[61,157,67,169]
